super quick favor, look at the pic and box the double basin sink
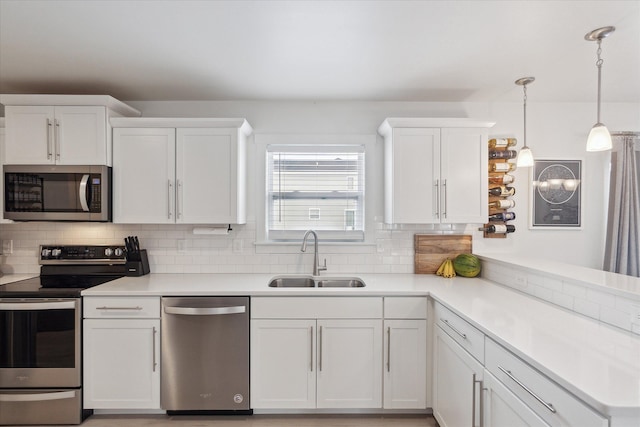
[268,275,365,288]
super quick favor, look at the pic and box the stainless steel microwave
[3,165,111,221]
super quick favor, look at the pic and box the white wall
[1,100,638,274]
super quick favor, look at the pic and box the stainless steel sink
[316,278,365,288]
[267,275,365,288]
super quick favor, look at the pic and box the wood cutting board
[414,234,472,274]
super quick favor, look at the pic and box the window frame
[255,134,377,246]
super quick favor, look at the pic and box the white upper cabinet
[0,95,140,166]
[379,118,493,224]
[111,118,251,224]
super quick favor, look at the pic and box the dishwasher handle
[163,305,246,316]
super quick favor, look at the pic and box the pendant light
[515,77,535,167]
[585,26,615,151]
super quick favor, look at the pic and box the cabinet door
[433,325,484,427]
[4,106,55,164]
[83,319,160,409]
[112,128,176,223]
[484,371,551,427]
[385,128,440,224]
[383,319,427,409]
[316,319,382,409]
[55,106,107,165]
[176,128,241,224]
[440,127,488,223]
[250,319,316,409]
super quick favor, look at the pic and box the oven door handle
[0,301,76,311]
[0,390,76,402]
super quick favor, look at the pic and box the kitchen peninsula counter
[82,272,640,423]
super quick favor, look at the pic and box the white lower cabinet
[483,370,551,427]
[383,297,428,409]
[251,319,317,408]
[250,297,383,410]
[83,297,160,409]
[433,320,484,427]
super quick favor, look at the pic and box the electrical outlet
[177,239,187,253]
[233,239,243,253]
[1,240,13,255]
[514,273,527,288]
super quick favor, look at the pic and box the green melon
[452,254,481,277]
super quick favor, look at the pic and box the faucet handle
[319,258,328,272]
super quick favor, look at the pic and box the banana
[443,259,456,278]
[436,259,447,276]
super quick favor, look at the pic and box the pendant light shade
[585,26,615,152]
[587,123,612,151]
[515,77,535,167]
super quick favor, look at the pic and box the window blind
[266,144,365,241]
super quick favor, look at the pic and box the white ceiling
[0,0,639,103]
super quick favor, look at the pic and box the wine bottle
[489,199,515,209]
[488,174,515,184]
[489,150,518,159]
[488,186,516,197]
[488,211,516,221]
[479,224,516,234]
[490,162,517,172]
[488,138,517,148]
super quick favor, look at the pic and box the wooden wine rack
[484,140,516,238]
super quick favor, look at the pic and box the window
[266,144,365,242]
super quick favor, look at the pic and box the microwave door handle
[79,174,90,212]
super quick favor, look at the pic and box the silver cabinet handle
[168,180,173,219]
[96,306,143,311]
[441,318,467,339]
[472,374,484,427]
[442,179,448,218]
[434,179,440,218]
[152,326,157,372]
[386,327,391,372]
[176,179,183,220]
[54,118,61,160]
[79,174,90,212]
[164,305,246,316]
[310,326,314,372]
[46,118,53,159]
[0,390,76,402]
[498,366,557,413]
[0,301,75,311]
[319,325,323,372]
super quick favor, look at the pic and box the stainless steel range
[0,245,127,425]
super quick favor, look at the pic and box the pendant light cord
[523,84,528,148]
[596,39,604,124]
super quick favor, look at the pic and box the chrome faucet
[301,230,327,276]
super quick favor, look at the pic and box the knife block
[126,249,150,276]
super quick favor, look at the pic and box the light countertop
[0,274,37,286]
[81,272,640,420]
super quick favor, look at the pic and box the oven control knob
[41,248,51,257]
[51,249,62,257]
[104,248,113,256]
[114,248,124,257]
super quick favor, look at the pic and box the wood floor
[72,414,439,427]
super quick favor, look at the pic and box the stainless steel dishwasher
[161,297,250,414]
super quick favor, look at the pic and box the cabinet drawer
[251,297,382,319]
[384,297,427,319]
[434,302,484,363]
[485,338,608,427]
[83,297,160,318]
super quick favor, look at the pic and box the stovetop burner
[0,244,128,298]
